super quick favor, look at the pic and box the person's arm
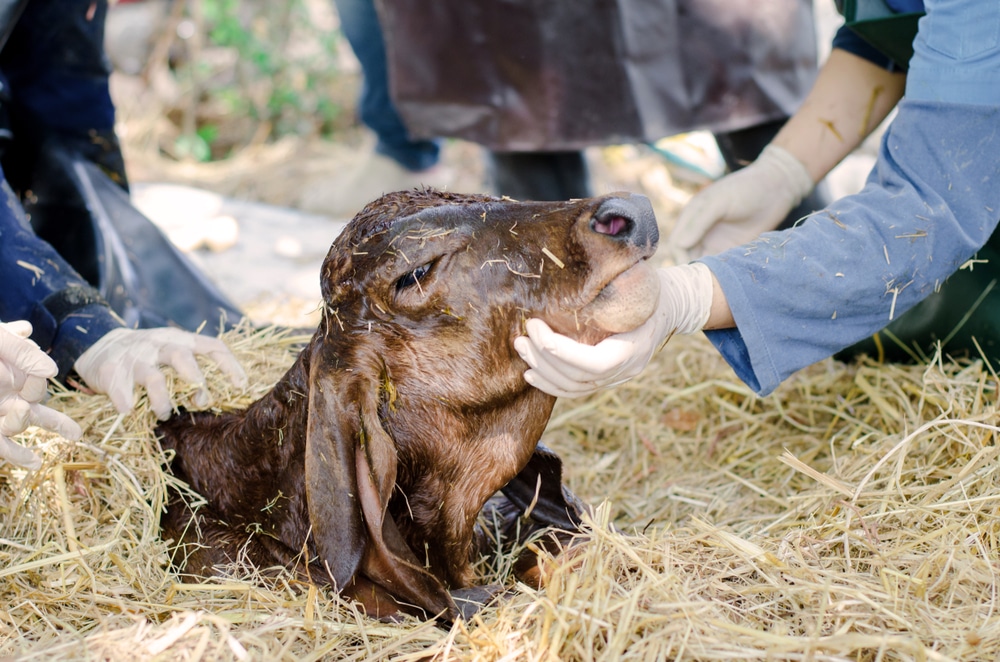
[518,0,1000,398]
[0,176,246,420]
[520,95,1000,398]
[701,100,1000,394]
[770,48,906,183]
[669,47,906,260]
[0,178,121,370]
[706,274,733,330]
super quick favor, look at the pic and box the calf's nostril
[593,214,632,237]
[590,195,659,247]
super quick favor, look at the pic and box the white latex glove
[74,327,248,420]
[669,145,814,262]
[513,263,714,398]
[0,321,82,470]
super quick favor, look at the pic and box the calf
[158,189,661,620]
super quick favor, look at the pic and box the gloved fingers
[99,362,138,417]
[0,433,42,470]
[670,242,701,266]
[523,345,635,395]
[0,398,31,436]
[513,333,543,370]
[517,333,620,389]
[699,226,754,257]
[0,328,58,382]
[26,402,83,441]
[514,324,596,381]
[156,342,214,408]
[1,397,82,440]
[522,368,598,399]
[0,365,53,405]
[669,188,728,251]
[0,361,19,392]
[521,319,634,378]
[75,328,244,419]
[191,335,248,387]
[157,341,208,387]
[133,362,174,420]
[16,350,58,381]
[19,374,50,403]
[2,320,33,339]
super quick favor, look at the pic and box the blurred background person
[310,0,832,223]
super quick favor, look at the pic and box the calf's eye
[395,262,432,291]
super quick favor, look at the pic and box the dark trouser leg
[487,150,593,201]
[1,0,128,191]
[332,0,439,171]
[713,118,832,231]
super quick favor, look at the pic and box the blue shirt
[0,170,122,377]
[699,0,1000,395]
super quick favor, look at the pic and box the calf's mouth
[549,193,662,342]
[580,259,660,334]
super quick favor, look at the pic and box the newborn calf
[158,189,661,620]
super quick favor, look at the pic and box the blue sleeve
[698,0,1000,395]
[0,176,122,378]
[905,1,1000,105]
[701,98,1000,394]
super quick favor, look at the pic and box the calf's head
[161,188,660,620]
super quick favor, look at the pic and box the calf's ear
[304,340,457,619]
[303,341,366,588]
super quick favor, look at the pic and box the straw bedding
[2,323,999,661]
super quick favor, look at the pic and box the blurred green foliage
[172,0,348,161]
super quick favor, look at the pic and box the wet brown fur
[157,189,658,620]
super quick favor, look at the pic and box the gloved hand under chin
[669,144,814,262]
[74,327,248,420]
[0,321,82,470]
[513,263,714,398]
